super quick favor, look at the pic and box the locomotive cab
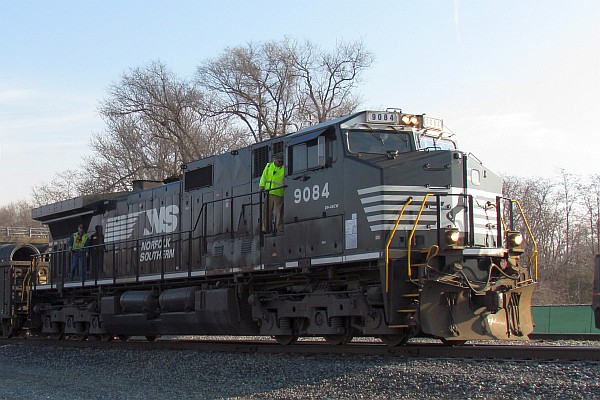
[331,110,537,342]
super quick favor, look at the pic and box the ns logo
[143,205,179,235]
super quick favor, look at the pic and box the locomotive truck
[2,109,537,345]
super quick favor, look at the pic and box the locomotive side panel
[340,157,383,253]
[190,148,261,270]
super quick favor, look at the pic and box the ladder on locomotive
[384,194,436,329]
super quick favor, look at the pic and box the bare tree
[196,40,299,142]
[559,170,578,266]
[33,39,373,202]
[31,61,248,200]
[579,174,600,255]
[0,201,42,227]
[293,40,374,125]
[196,39,374,141]
[31,170,83,207]
[503,173,598,304]
[503,175,566,303]
[87,61,248,192]
[503,176,560,271]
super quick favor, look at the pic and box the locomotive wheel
[117,334,130,342]
[48,322,63,340]
[91,334,113,341]
[72,334,88,342]
[100,334,113,341]
[378,334,409,347]
[273,335,298,345]
[48,332,64,340]
[73,322,88,341]
[323,331,354,346]
[145,335,158,342]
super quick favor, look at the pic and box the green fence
[532,305,600,334]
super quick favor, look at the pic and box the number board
[423,116,443,130]
[366,112,399,124]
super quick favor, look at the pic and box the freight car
[531,304,600,339]
[0,243,47,337]
[5,109,537,345]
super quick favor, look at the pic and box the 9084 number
[293,183,330,203]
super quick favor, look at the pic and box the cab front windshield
[417,134,456,150]
[347,130,411,155]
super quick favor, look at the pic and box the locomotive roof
[31,110,394,223]
[284,112,359,140]
[31,192,125,223]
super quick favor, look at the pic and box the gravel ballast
[0,343,598,399]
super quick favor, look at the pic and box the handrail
[407,193,434,281]
[511,199,539,281]
[190,189,261,234]
[384,197,413,293]
[383,193,538,299]
[0,226,49,238]
[36,189,264,286]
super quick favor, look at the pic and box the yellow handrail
[384,198,413,293]
[408,193,433,281]
[511,199,539,281]
[20,268,30,302]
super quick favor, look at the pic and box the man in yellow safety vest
[68,224,88,280]
[259,153,285,233]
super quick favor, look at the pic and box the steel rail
[1,338,598,362]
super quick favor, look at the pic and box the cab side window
[292,143,308,172]
[288,130,336,174]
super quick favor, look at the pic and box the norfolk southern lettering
[139,238,175,262]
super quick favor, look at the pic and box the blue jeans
[70,251,87,279]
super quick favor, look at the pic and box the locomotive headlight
[507,231,524,249]
[444,228,460,245]
[401,114,422,126]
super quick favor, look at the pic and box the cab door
[284,127,343,260]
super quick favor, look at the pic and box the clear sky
[1,0,598,206]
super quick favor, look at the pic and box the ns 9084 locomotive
[6,109,537,345]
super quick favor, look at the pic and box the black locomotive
[2,109,537,345]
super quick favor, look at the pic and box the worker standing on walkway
[259,153,285,233]
[68,224,88,280]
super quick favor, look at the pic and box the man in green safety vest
[259,153,285,233]
[68,224,88,280]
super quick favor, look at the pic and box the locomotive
[2,109,537,345]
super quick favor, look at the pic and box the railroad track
[1,337,598,361]
[529,333,600,341]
